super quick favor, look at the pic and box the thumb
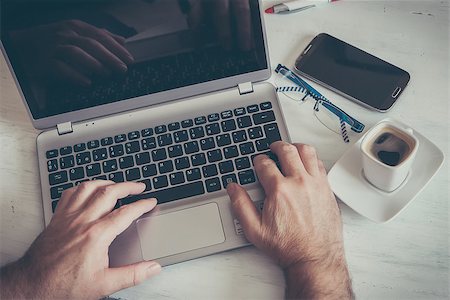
[102,261,161,295]
[226,183,261,244]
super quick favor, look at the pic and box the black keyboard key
[157,133,173,147]
[238,169,256,185]
[260,102,272,110]
[202,164,218,178]
[216,134,232,147]
[142,137,157,150]
[174,130,189,143]
[93,175,107,180]
[168,122,180,131]
[46,149,58,159]
[222,174,238,187]
[153,175,169,189]
[60,155,75,169]
[208,113,220,122]
[221,119,236,132]
[52,200,59,213]
[232,130,247,143]
[175,157,190,170]
[253,111,276,125]
[109,144,124,157]
[252,151,280,168]
[101,137,113,146]
[223,145,239,159]
[200,137,215,151]
[264,123,282,144]
[93,148,108,161]
[155,125,167,134]
[237,116,252,128]
[49,171,68,186]
[206,123,221,135]
[248,126,263,139]
[73,143,86,152]
[239,142,255,155]
[181,119,194,128]
[125,141,140,154]
[169,172,185,185]
[102,159,118,173]
[235,157,251,170]
[139,179,152,191]
[75,179,89,186]
[119,156,134,169]
[221,110,233,119]
[87,140,100,149]
[86,163,101,177]
[50,183,73,199]
[256,139,270,151]
[168,145,183,158]
[234,107,246,116]
[125,168,141,181]
[114,134,127,143]
[141,128,154,137]
[191,153,206,166]
[76,152,91,165]
[108,171,124,183]
[186,168,201,181]
[135,152,151,165]
[189,126,205,139]
[47,159,58,172]
[207,149,222,163]
[120,181,204,205]
[128,131,140,140]
[142,164,157,177]
[194,116,207,125]
[69,167,85,181]
[205,177,221,192]
[151,148,167,161]
[184,141,199,154]
[247,104,259,113]
[158,160,174,174]
[219,161,234,174]
[60,146,72,155]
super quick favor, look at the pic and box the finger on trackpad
[136,202,225,260]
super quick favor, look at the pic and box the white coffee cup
[361,120,419,192]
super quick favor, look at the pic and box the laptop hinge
[56,122,73,135]
[238,82,253,95]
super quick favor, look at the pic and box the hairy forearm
[0,259,31,299]
[284,249,354,300]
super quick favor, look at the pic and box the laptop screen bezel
[1,0,271,130]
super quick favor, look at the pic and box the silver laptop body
[1,0,291,267]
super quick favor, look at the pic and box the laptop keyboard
[46,101,281,213]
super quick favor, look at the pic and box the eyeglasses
[274,64,365,143]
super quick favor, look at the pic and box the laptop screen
[1,0,268,120]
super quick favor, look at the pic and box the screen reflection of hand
[10,19,134,87]
[184,0,253,51]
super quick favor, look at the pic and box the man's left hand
[0,181,160,299]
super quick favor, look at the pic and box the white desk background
[0,1,448,299]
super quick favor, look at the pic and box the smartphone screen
[294,33,410,111]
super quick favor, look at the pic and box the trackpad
[136,203,225,260]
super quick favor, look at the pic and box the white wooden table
[1,1,448,299]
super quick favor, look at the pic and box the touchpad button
[136,202,225,260]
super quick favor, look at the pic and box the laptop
[1,0,291,267]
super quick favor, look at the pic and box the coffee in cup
[361,120,419,192]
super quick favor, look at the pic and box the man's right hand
[226,141,353,299]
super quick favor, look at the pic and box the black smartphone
[294,33,410,112]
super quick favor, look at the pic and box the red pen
[265,0,339,14]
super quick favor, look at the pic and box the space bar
[119,181,205,206]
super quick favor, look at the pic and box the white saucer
[328,121,445,223]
